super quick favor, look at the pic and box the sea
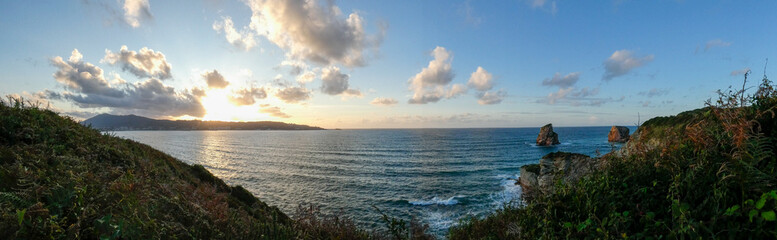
[114,126,634,237]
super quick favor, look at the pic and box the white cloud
[297,71,316,84]
[370,97,398,106]
[51,49,124,97]
[408,46,456,104]
[447,84,468,98]
[602,50,654,81]
[477,90,506,105]
[50,49,204,118]
[201,70,230,89]
[542,72,580,88]
[236,0,385,67]
[212,16,257,51]
[63,78,205,118]
[467,66,493,91]
[275,86,311,103]
[103,45,172,80]
[229,87,267,105]
[320,66,350,95]
[123,0,152,28]
[545,87,573,105]
[466,66,506,105]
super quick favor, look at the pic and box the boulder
[536,124,560,146]
[518,164,539,193]
[608,126,630,143]
[518,152,602,200]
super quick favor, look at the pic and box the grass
[6,75,776,239]
[449,76,777,239]
[0,98,435,239]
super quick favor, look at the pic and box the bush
[450,74,777,239]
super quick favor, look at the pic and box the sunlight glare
[201,89,268,122]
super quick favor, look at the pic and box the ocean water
[115,126,633,237]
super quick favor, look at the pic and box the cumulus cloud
[50,49,125,97]
[370,97,398,106]
[467,66,493,91]
[731,67,751,76]
[229,87,267,106]
[705,39,732,51]
[103,45,172,80]
[542,72,580,88]
[638,88,670,98]
[229,0,384,67]
[276,86,311,103]
[50,49,204,118]
[202,70,230,89]
[477,90,506,105]
[123,0,152,28]
[63,78,205,118]
[466,66,506,105]
[260,106,290,118]
[212,16,257,51]
[602,50,654,81]
[297,71,316,84]
[408,46,459,104]
[320,66,351,95]
[447,84,468,98]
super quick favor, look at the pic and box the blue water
[114,126,633,237]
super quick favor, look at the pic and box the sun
[200,89,267,122]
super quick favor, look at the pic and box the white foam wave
[409,195,464,206]
[490,174,523,209]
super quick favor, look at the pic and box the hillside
[449,78,777,239]
[82,114,325,131]
[0,100,401,239]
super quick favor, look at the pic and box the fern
[0,192,31,209]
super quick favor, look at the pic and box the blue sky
[1,0,775,128]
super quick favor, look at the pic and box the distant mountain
[81,114,325,131]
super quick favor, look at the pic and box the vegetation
[5,74,777,239]
[0,97,436,239]
[449,74,777,239]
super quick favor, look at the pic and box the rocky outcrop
[518,152,602,200]
[608,126,630,143]
[536,124,560,146]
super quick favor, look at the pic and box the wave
[489,174,523,209]
[409,195,464,206]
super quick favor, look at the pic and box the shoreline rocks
[536,123,560,146]
[517,152,602,200]
[608,126,630,143]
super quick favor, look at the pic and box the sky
[1,0,776,129]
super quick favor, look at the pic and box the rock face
[536,124,560,146]
[608,126,630,143]
[518,152,602,199]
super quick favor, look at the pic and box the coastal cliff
[451,80,777,239]
[518,152,601,199]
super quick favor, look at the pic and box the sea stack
[608,126,630,143]
[536,123,560,146]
